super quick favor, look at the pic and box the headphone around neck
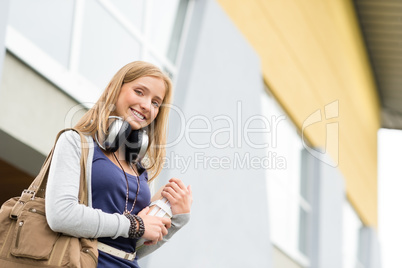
[95,116,149,163]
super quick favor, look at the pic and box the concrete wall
[0,52,86,175]
[140,0,273,267]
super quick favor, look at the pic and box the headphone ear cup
[103,119,132,152]
[125,129,149,163]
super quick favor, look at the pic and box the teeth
[133,109,145,120]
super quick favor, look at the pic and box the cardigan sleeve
[136,213,190,259]
[45,130,130,239]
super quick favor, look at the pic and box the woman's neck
[104,149,139,177]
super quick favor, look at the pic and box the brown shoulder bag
[0,129,98,268]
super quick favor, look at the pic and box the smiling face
[114,76,166,130]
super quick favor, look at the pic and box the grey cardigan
[45,130,189,258]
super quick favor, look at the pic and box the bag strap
[10,128,90,219]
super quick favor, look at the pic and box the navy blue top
[91,142,151,268]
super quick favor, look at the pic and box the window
[78,0,142,88]
[261,90,310,267]
[6,0,192,104]
[8,0,75,68]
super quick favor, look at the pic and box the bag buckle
[22,189,36,200]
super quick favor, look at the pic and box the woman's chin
[129,120,147,130]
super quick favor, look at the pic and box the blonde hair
[75,61,173,182]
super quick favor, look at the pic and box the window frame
[262,89,311,267]
[5,0,195,106]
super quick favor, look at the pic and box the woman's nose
[139,98,151,112]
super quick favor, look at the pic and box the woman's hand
[138,207,171,245]
[161,178,193,215]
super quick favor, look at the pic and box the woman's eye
[134,90,143,95]
[152,101,160,108]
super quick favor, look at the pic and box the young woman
[45,61,192,267]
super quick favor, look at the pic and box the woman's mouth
[130,108,146,121]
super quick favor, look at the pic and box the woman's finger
[167,181,182,193]
[161,217,171,229]
[163,186,180,199]
[169,177,187,190]
[161,190,175,202]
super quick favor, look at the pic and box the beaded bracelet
[133,215,145,238]
[124,214,137,239]
[124,214,145,239]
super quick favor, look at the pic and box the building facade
[0,0,382,267]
